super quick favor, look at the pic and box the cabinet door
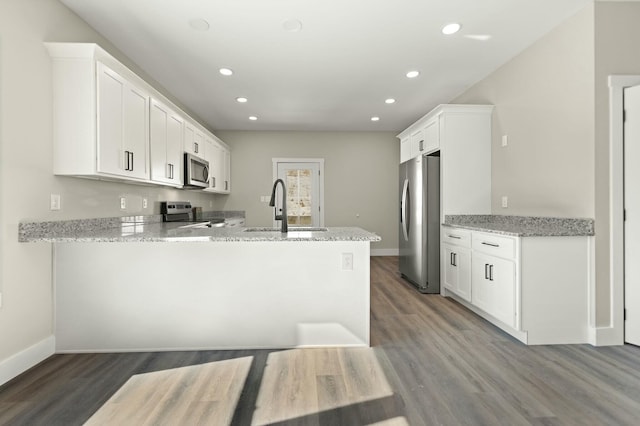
[444,244,471,302]
[223,148,231,192]
[97,62,149,180]
[150,99,183,185]
[410,129,424,158]
[206,139,224,191]
[400,138,411,163]
[443,245,459,292]
[166,112,183,185]
[472,253,515,327]
[123,84,149,180]
[97,63,125,176]
[184,121,204,156]
[423,117,439,153]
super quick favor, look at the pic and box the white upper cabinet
[398,104,492,220]
[204,136,231,194]
[150,98,183,187]
[184,120,205,158]
[400,137,411,163]
[223,149,231,193]
[422,116,439,153]
[46,42,231,191]
[97,63,149,179]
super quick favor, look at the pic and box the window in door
[272,159,324,227]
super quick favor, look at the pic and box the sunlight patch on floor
[252,347,394,425]
[85,356,252,425]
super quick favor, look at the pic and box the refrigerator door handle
[401,178,410,241]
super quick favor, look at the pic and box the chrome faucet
[269,179,288,233]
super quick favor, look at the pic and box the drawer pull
[481,242,500,248]
[484,263,489,279]
[448,235,462,239]
[450,252,457,266]
[489,264,494,281]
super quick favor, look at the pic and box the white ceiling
[60,0,592,132]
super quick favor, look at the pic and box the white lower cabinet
[471,252,516,328]
[442,226,591,345]
[442,229,472,302]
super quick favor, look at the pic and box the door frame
[272,158,325,227]
[608,75,640,346]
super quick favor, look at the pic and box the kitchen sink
[178,219,225,229]
[243,227,328,232]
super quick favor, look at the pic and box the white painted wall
[216,131,399,251]
[0,0,223,380]
[453,5,595,218]
[593,1,640,327]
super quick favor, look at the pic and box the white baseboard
[589,325,624,346]
[0,336,55,387]
[371,248,399,256]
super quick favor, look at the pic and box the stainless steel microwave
[184,153,209,188]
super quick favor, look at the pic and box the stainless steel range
[160,201,224,228]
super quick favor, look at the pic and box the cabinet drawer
[442,227,471,248]
[472,232,516,259]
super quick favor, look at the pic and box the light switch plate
[502,135,509,147]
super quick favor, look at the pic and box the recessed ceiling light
[371,116,380,122]
[188,18,210,31]
[282,19,303,32]
[249,116,258,121]
[442,23,461,35]
[236,97,248,103]
[385,98,396,104]
[219,68,233,76]
[406,70,420,79]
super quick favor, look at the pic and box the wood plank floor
[1,256,640,425]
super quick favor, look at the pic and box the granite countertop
[19,214,380,243]
[443,215,594,237]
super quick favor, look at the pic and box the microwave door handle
[204,165,209,183]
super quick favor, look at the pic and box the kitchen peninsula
[20,216,380,352]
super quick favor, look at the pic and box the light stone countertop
[443,215,594,237]
[19,215,381,243]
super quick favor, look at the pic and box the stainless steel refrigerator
[399,153,440,293]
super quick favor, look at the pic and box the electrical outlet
[50,194,61,210]
[142,198,148,209]
[501,196,508,208]
[342,253,353,270]
[0,292,3,308]
[209,201,213,208]
[502,134,509,147]
[120,197,126,210]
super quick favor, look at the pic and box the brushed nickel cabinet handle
[481,242,500,248]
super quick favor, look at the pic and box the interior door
[624,85,640,346]
[275,161,322,227]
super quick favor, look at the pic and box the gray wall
[0,0,223,364]
[216,131,399,251]
[453,5,595,218]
